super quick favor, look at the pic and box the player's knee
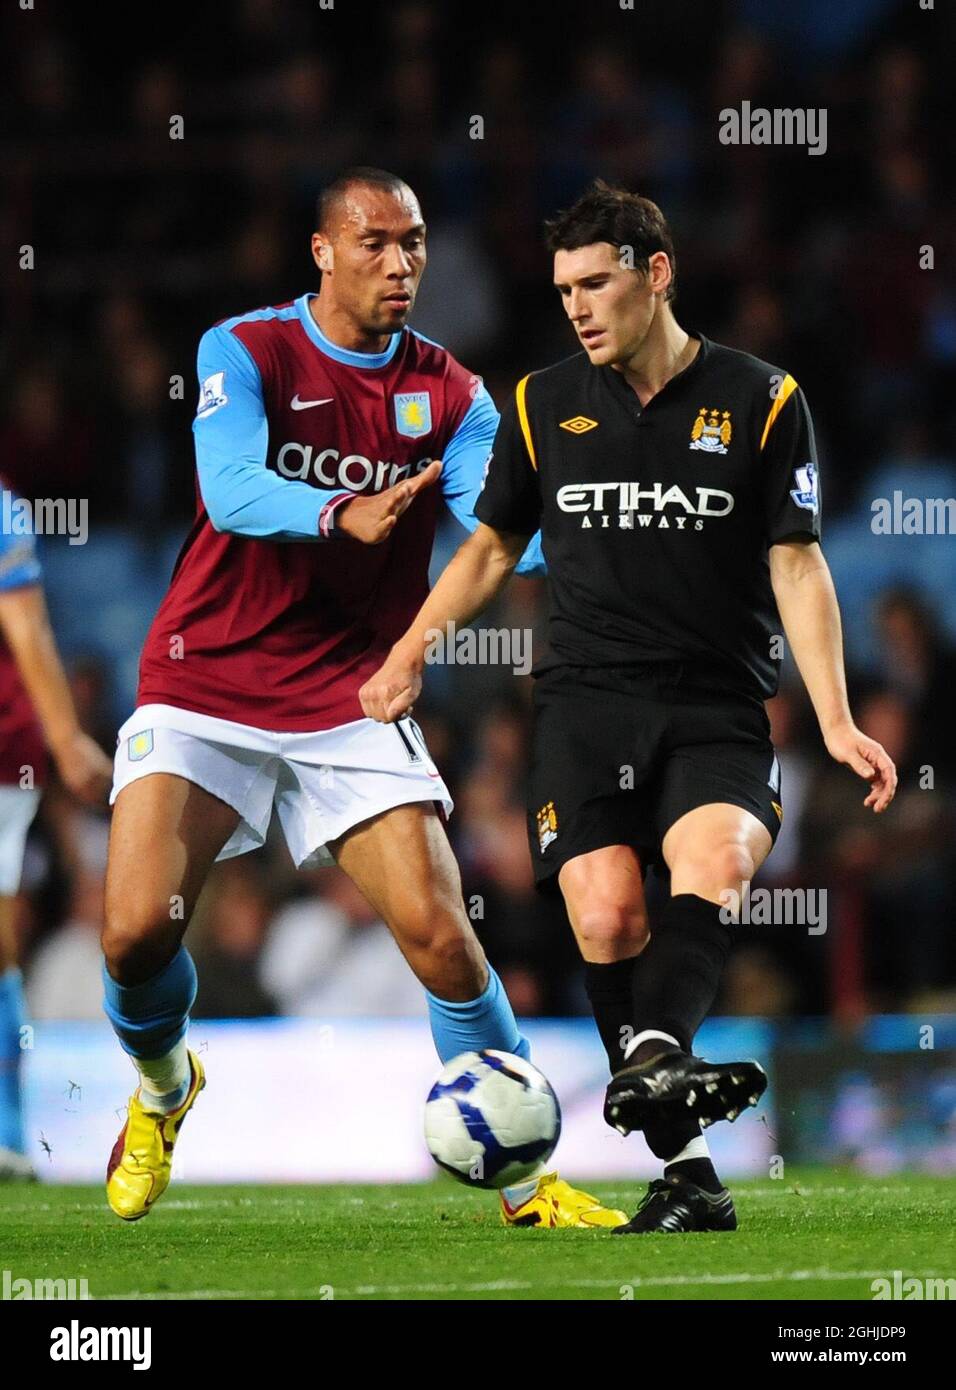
[573,898,649,958]
[692,841,755,897]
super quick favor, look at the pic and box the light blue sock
[102,947,197,1060]
[0,967,27,1153]
[425,964,531,1065]
[428,968,545,1205]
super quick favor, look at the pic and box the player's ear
[311,232,334,274]
[648,250,671,297]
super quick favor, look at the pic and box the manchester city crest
[689,407,732,454]
[536,800,558,854]
[394,392,432,438]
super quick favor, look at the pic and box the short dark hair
[544,180,677,301]
[315,166,410,232]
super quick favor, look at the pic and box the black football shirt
[474,334,821,701]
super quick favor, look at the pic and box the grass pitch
[1,1170,953,1301]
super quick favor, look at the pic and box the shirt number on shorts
[394,719,425,765]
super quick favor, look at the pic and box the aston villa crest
[394,391,432,438]
[128,730,154,761]
[690,407,732,454]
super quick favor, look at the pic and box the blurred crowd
[3,0,955,1023]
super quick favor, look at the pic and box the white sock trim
[501,1163,548,1205]
[135,1036,190,1104]
[623,1029,680,1062]
[665,1135,711,1165]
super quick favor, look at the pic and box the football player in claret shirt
[102,168,624,1229]
[362,181,897,1233]
[0,479,112,1179]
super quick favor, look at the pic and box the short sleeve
[760,377,821,544]
[439,384,500,532]
[473,382,542,538]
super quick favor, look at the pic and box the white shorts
[0,785,42,895]
[110,703,454,868]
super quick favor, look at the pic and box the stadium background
[2,0,954,1178]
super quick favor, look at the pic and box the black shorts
[527,665,783,890]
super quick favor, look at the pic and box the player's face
[553,243,667,366]
[313,185,427,336]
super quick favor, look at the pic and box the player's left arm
[440,381,545,576]
[762,378,896,813]
[771,540,895,811]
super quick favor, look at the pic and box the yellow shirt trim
[515,374,537,471]
[760,373,798,451]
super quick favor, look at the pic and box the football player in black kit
[360,182,896,1234]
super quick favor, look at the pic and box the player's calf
[397,910,488,1001]
[102,943,198,1104]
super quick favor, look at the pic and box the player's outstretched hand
[336,460,442,544]
[53,730,114,807]
[824,722,897,813]
[359,644,422,724]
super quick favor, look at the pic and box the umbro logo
[290,395,334,410]
[559,415,598,434]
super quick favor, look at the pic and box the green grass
[1,1170,953,1300]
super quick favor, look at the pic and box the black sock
[642,1109,701,1155]
[640,1097,722,1194]
[665,1156,723,1195]
[583,957,640,1076]
[629,1037,680,1066]
[629,894,733,1050]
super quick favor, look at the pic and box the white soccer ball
[424,1049,562,1189]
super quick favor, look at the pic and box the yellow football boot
[500,1172,628,1228]
[106,1050,204,1221]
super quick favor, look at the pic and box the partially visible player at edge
[102,168,625,1229]
[0,479,112,1179]
[361,182,897,1234]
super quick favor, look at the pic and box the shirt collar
[295,294,402,369]
[601,332,708,404]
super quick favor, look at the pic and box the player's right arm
[194,324,441,542]
[195,326,338,540]
[360,383,541,722]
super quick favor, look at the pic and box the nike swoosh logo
[290,395,334,410]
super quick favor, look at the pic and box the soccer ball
[424,1049,561,1189]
